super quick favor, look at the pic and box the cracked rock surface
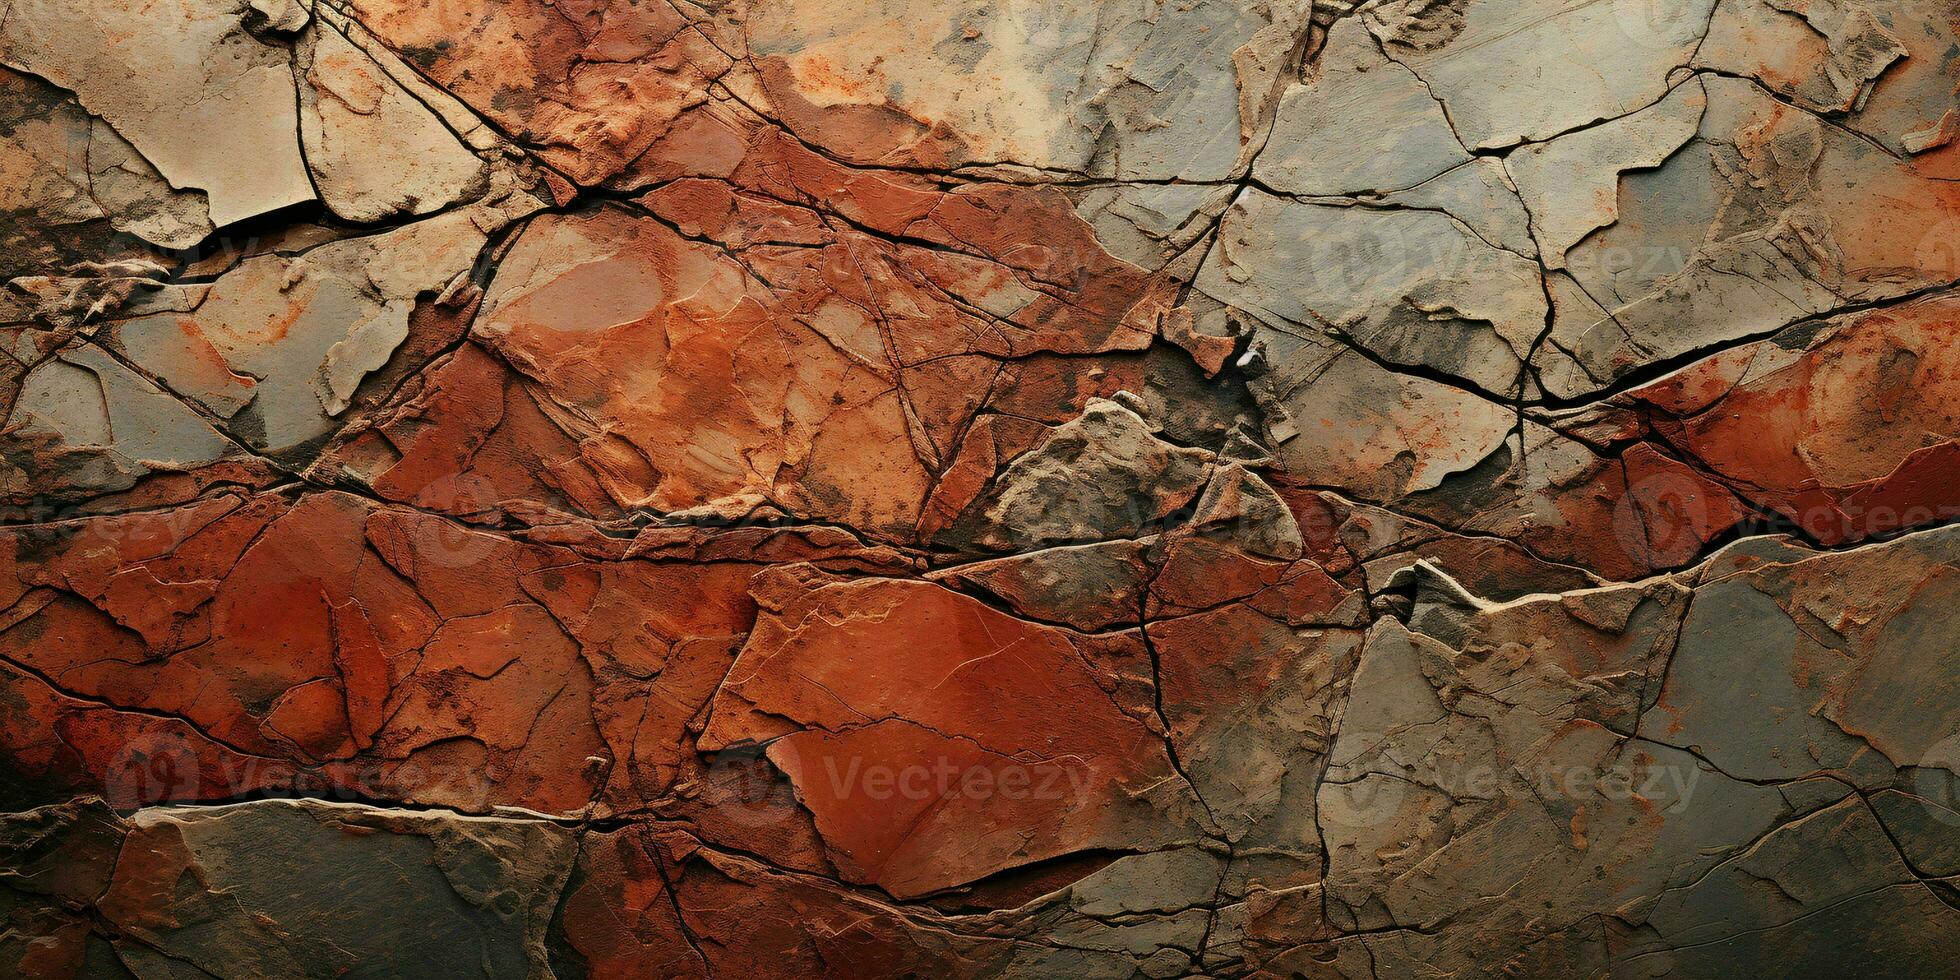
[2,0,1958,976]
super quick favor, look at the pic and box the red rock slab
[1151,604,1364,862]
[1614,442,1753,570]
[716,130,1174,355]
[343,0,734,185]
[1146,534,1359,625]
[463,204,932,536]
[357,189,1188,542]
[0,488,840,816]
[763,720,1119,898]
[700,568,1201,898]
[0,657,303,809]
[555,825,708,977]
[348,341,640,524]
[663,837,999,977]
[1623,293,1960,545]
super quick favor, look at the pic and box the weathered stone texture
[3,0,1958,976]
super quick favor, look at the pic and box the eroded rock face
[2,0,1958,976]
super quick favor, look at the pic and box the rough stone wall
[2,0,1959,976]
